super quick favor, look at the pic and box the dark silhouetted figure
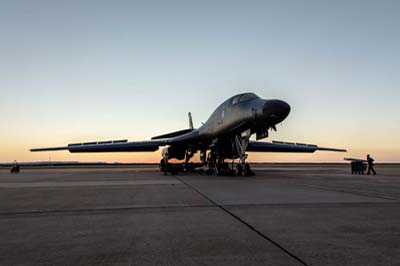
[367,154,376,175]
[11,160,20,174]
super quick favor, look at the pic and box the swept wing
[247,140,346,153]
[31,139,166,153]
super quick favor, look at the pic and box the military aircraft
[31,92,346,175]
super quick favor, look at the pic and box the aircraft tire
[236,164,243,176]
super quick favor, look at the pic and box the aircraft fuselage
[170,93,290,145]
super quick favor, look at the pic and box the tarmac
[0,164,399,266]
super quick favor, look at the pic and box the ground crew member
[162,150,169,175]
[367,154,376,175]
[11,160,20,174]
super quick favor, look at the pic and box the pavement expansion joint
[299,184,400,201]
[0,204,214,217]
[174,175,310,266]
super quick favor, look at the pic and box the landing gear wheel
[236,164,243,176]
[245,163,255,176]
[206,169,214,175]
[159,159,166,173]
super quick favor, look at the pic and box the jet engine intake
[162,146,186,160]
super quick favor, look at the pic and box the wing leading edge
[247,141,346,153]
[31,139,166,153]
[30,127,201,154]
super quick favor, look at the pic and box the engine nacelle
[162,146,186,160]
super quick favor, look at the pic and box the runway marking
[0,180,181,188]
[1,201,398,218]
[174,175,309,266]
[298,184,400,201]
[0,204,213,217]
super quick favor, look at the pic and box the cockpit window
[232,96,241,104]
[239,93,257,103]
[232,93,258,104]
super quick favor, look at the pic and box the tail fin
[188,112,194,130]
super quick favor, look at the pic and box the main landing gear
[160,154,254,176]
[206,156,254,176]
[205,130,255,176]
[159,129,255,176]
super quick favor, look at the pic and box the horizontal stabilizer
[151,129,193,140]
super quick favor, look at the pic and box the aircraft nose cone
[262,99,291,123]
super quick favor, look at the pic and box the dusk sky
[1,0,399,163]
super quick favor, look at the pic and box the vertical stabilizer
[188,112,194,130]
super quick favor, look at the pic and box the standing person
[367,154,376,175]
[11,160,20,174]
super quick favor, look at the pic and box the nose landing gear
[233,130,254,176]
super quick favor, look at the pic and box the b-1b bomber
[31,93,346,175]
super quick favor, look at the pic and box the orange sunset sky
[1,1,399,163]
